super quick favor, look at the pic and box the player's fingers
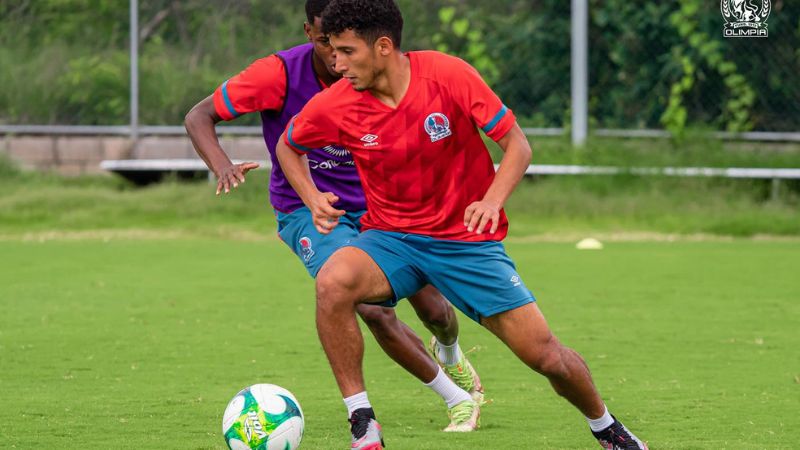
[466,207,483,232]
[489,211,500,234]
[240,162,259,174]
[464,204,477,226]
[320,203,346,218]
[475,212,491,234]
[216,179,223,196]
[314,218,336,234]
[234,170,246,184]
[324,193,341,206]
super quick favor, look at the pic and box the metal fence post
[571,0,588,146]
[130,0,139,152]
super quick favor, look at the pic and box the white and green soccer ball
[222,384,304,450]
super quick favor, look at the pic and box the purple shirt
[260,43,365,213]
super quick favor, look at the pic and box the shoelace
[448,401,475,424]
[444,359,474,390]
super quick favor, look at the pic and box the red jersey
[285,51,516,241]
[213,55,288,120]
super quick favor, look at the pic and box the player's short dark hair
[305,0,332,23]
[321,0,403,48]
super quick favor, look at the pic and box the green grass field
[1,239,798,449]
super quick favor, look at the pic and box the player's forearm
[482,124,532,208]
[276,137,319,206]
[184,95,232,176]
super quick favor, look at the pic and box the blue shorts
[275,207,367,277]
[346,230,536,323]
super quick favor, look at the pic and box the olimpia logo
[721,0,770,38]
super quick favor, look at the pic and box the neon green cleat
[444,399,480,432]
[429,336,485,403]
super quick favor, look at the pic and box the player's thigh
[317,246,394,303]
[480,302,556,362]
[276,207,360,277]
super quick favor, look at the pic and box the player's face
[329,29,381,92]
[305,17,339,78]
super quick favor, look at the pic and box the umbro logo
[360,134,379,147]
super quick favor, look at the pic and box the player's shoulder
[237,53,285,78]
[411,50,476,81]
[302,78,357,113]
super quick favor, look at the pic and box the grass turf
[1,239,797,449]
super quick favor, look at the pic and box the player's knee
[315,264,360,307]
[409,287,454,329]
[415,300,452,329]
[527,339,568,378]
[356,304,397,330]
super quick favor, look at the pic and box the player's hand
[216,162,260,195]
[464,200,501,235]
[309,192,346,234]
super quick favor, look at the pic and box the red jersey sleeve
[212,55,287,121]
[450,58,516,141]
[283,90,340,155]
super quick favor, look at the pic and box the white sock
[343,392,372,417]
[425,366,472,408]
[586,406,614,432]
[436,337,462,366]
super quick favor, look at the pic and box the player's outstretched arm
[184,95,259,195]
[464,123,532,234]
[276,133,345,234]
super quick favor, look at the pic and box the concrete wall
[0,135,267,176]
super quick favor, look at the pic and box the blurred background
[2,4,800,448]
[1,0,799,131]
[0,0,799,237]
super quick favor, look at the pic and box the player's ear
[304,22,312,41]
[375,36,394,56]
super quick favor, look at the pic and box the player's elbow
[516,138,533,166]
[183,108,196,132]
[184,104,204,133]
[184,96,219,132]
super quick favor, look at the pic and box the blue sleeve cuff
[482,104,508,134]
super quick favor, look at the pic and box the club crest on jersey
[424,113,453,143]
[299,237,315,262]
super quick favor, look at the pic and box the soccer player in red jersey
[276,0,648,448]
[185,0,484,438]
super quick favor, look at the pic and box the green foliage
[57,53,130,125]
[0,0,798,130]
[433,5,499,84]
[663,0,756,135]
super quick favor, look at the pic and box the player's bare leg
[409,286,484,404]
[481,302,647,449]
[407,285,459,344]
[315,247,392,398]
[481,302,603,416]
[316,247,478,443]
[356,304,439,383]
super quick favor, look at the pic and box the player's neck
[311,51,339,87]
[368,53,410,109]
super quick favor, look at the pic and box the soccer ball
[222,384,304,450]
